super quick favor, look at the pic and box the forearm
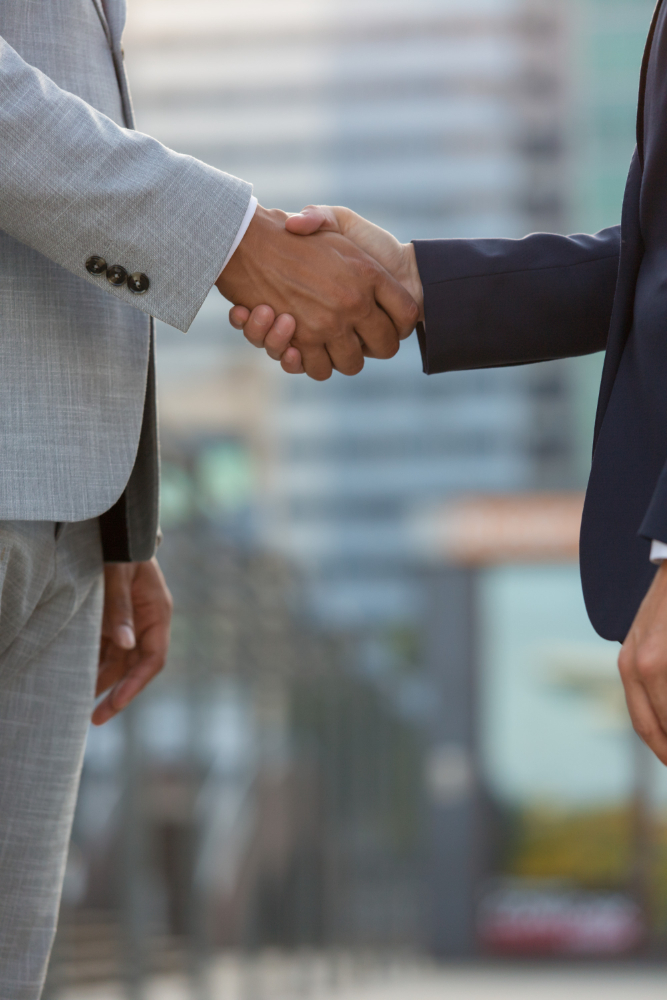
[0,35,252,332]
[413,228,621,374]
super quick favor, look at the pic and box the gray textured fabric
[0,518,104,1000]
[0,0,253,523]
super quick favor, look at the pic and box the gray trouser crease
[0,519,103,1000]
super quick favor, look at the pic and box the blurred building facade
[125,0,579,635]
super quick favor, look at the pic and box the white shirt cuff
[650,539,667,563]
[219,196,257,273]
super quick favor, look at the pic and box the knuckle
[617,646,632,678]
[357,256,377,281]
[635,646,663,681]
[161,585,174,613]
[390,301,418,338]
[633,718,654,744]
[249,322,268,341]
[264,329,284,348]
[266,335,290,356]
[341,357,364,377]
[341,286,366,314]
[376,337,399,360]
[298,323,326,346]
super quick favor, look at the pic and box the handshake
[216,205,424,380]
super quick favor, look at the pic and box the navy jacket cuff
[640,458,667,544]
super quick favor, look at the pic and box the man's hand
[217,205,419,381]
[93,558,173,726]
[229,206,424,376]
[619,561,667,763]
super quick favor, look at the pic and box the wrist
[216,196,258,281]
[216,203,265,281]
[216,205,285,300]
[401,243,424,323]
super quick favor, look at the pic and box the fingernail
[117,625,136,650]
[275,313,294,335]
[256,306,273,325]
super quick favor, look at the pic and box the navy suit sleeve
[640,467,667,545]
[413,228,621,374]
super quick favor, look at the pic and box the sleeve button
[106,264,128,286]
[128,272,150,294]
[85,256,107,275]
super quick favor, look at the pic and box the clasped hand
[223,204,667,771]
[217,205,422,381]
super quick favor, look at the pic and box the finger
[631,641,667,735]
[263,313,297,360]
[98,635,118,671]
[102,566,136,651]
[92,655,162,725]
[240,304,276,347]
[229,305,251,329]
[623,674,667,765]
[373,269,420,340]
[286,206,338,236]
[92,626,169,725]
[297,342,334,381]
[281,346,305,375]
[323,331,365,377]
[94,558,172,724]
[96,648,127,697]
[354,305,400,361]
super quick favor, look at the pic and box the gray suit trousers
[0,519,103,999]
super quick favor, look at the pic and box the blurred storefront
[420,494,667,958]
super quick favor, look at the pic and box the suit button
[106,264,128,286]
[85,255,107,275]
[128,272,150,294]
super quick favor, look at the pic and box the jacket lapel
[637,0,665,167]
[592,1,665,446]
[90,0,112,45]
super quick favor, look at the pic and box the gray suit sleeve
[0,35,252,332]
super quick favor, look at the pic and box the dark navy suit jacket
[413,0,667,642]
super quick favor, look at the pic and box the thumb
[102,564,136,651]
[374,267,421,341]
[286,205,342,235]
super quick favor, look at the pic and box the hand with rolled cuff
[228,206,424,376]
[218,205,419,381]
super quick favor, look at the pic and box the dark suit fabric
[413,0,667,643]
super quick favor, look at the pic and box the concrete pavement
[59,956,667,1000]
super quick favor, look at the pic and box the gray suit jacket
[0,0,252,560]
